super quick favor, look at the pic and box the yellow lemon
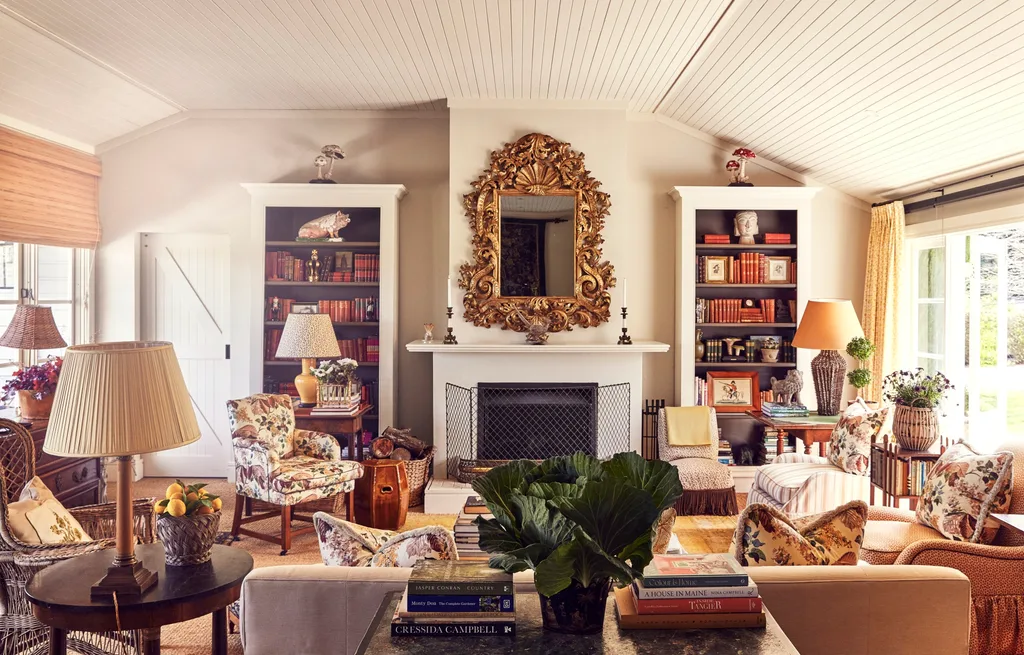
[165,483,184,499]
[153,499,166,514]
[166,498,187,517]
[185,492,199,503]
[198,488,209,497]
[197,505,215,515]
[211,497,223,511]
[168,492,184,502]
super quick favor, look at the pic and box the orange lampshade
[792,299,864,351]
[0,305,66,350]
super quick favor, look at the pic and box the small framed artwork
[766,256,791,283]
[706,371,761,413]
[335,251,354,273]
[290,302,320,315]
[705,256,730,284]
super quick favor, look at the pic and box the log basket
[405,446,434,507]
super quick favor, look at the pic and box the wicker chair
[0,418,155,655]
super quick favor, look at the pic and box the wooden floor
[674,513,740,554]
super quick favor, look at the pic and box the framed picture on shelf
[706,371,761,413]
[766,256,791,283]
[705,256,730,283]
[748,335,775,349]
[290,302,319,315]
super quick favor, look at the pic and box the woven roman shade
[275,313,341,359]
[0,305,66,349]
[0,127,101,249]
[45,341,200,457]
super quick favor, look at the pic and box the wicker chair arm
[293,429,341,461]
[14,538,116,569]
[895,540,1024,596]
[69,497,157,544]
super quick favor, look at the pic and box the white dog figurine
[297,210,351,240]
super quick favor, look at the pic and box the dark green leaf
[602,452,683,512]
[512,494,574,556]
[488,552,535,574]
[475,516,524,554]
[525,481,585,500]
[551,480,659,559]
[526,453,604,486]
[471,460,537,524]
[533,530,629,597]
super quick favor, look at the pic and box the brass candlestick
[443,307,458,345]
[618,307,633,345]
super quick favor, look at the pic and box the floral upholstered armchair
[226,393,363,554]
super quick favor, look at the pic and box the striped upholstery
[751,453,872,516]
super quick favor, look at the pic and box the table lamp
[275,313,340,407]
[791,299,864,416]
[0,305,67,350]
[45,342,200,597]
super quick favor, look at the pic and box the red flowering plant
[2,357,62,401]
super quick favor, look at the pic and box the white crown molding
[0,113,95,154]
[446,98,629,111]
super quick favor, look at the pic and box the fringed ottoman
[657,407,738,516]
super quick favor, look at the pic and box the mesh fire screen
[445,382,631,481]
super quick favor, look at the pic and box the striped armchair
[748,452,871,516]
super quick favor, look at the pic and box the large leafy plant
[471,452,682,598]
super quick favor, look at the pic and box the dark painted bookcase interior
[263,205,382,431]
[696,208,799,460]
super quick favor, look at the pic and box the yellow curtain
[862,201,905,400]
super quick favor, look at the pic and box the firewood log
[382,426,428,457]
[369,437,394,459]
[390,447,412,461]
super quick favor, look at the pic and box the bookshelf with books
[244,184,405,438]
[673,186,817,478]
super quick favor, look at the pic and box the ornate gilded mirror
[458,133,614,333]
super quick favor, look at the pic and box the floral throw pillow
[827,401,891,476]
[732,500,867,566]
[313,512,396,567]
[915,441,1014,543]
[370,526,458,567]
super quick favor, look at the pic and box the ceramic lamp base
[294,358,319,407]
[811,349,846,416]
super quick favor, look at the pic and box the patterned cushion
[732,500,868,566]
[370,526,458,567]
[227,393,296,460]
[672,457,734,490]
[860,519,944,565]
[752,461,841,506]
[828,402,891,475]
[270,456,363,496]
[915,441,1014,543]
[313,512,397,567]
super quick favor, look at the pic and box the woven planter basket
[405,447,434,507]
[156,511,220,566]
[893,405,940,451]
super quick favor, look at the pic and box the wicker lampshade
[275,313,340,359]
[0,305,66,349]
[792,299,864,350]
[44,341,200,457]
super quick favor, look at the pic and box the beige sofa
[240,564,970,655]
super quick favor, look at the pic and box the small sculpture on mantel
[514,308,552,345]
[297,210,351,241]
[310,145,346,184]
[726,147,756,186]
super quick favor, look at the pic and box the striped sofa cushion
[753,462,841,507]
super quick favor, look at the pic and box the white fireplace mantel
[406,341,670,354]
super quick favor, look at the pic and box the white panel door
[140,233,230,478]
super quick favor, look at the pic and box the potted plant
[845,337,876,400]
[312,358,360,408]
[882,369,954,451]
[760,337,780,363]
[2,357,61,419]
[154,480,222,565]
[472,452,682,634]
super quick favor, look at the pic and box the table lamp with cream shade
[275,312,341,407]
[45,341,200,597]
[792,299,864,416]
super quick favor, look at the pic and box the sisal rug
[123,478,743,655]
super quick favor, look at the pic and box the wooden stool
[355,460,409,530]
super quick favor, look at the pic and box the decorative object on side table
[310,144,345,183]
[734,210,758,245]
[312,358,360,409]
[296,210,351,241]
[422,323,434,343]
[770,370,803,406]
[845,336,876,398]
[792,299,864,416]
[706,371,761,413]
[154,480,222,566]
[471,452,682,635]
[883,368,953,451]
[726,148,756,186]
[759,336,780,363]
[275,313,342,407]
[0,304,67,420]
[354,459,409,530]
[46,341,201,597]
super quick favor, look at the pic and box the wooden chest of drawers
[29,420,104,508]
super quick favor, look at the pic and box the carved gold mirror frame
[458,133,615,333]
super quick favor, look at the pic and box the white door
[140,233,230,477]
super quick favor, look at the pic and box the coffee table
[355,591,797,654]
[26,542,253,655]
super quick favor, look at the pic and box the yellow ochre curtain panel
[862,201,905,401]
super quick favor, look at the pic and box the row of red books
[697,254,794,284]
[338,337,379,363]
[319,298,377,323]
[266,254,308,282]
[697,298,777,323]
[763,232,792,243]
[703,234,731,243]
[350,253,380,282]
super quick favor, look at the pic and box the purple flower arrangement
[2,357,62,401]
[882,368,953,409]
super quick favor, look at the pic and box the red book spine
[634,595,763,615]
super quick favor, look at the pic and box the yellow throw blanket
[665,406,713,446]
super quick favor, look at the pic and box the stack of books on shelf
[703,234,731,244]
[717,439,734,466]
[694,377,708,405]
[761,402,809,418]
[697,254,793,284]
[870,450,937,496]
[318,298,378,322]
[696,298,777,323]
[763,428,796,464]
[453,496,490,562]
[392,560,515,637]
[353,253,381,282]
[758,390,773,406]
[764,233,792,244]
[615,554,765,630]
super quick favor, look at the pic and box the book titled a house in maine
[408,560,514,596]
[641,554,748,588]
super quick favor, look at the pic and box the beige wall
[98,107,869,445]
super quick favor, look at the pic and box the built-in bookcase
[243,184,406,439]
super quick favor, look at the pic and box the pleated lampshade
[0,305,67,349]
[44,341,200,457]
[275,313,341,359]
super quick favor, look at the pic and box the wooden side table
[294,404,373,461]
[746,411,839,457]
[26,543,252,655]
[869,441,944,509]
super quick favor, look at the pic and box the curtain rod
[901,176,1024,213]
[879,161,1024,209]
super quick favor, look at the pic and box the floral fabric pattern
[226,394,296,460]
[313,512,397,566]
[370,526,458,567]
[915,441,1014,543]
[293,429,341,460]
[270,457,363,496]
[732,500,867,566]
[827,402,891,475]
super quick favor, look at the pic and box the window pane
[36,304,71,361]
[918,304,944,354]
[917,357,941,376]
[36,246,72,301]
[0,243,18,302]
[917,247,945,299]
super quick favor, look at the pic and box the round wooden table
[26,543,253,655]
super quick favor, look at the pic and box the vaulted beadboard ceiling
[2,0,1023,201]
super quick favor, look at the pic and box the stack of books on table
[454,496,490,561]
[392,560,515,637]
[761,402,809,418]
[615,554,765,630]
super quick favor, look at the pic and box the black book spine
[406,582,514,596]
[391,622,516,637]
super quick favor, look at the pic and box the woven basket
[405,447,434,507]
[156,512,220,566]
[893,405,940,451]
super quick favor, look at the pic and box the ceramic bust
[734,211,759,245]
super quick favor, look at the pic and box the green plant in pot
[845,336,876,398]
[471,452,683,634]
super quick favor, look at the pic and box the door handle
[225,345,231,360]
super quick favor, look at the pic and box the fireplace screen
[445,382,630,480]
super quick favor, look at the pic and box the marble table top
[356,591,798,655]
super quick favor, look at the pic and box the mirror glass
[498,193,576,297]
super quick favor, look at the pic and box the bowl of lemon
[154,480,222,566]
